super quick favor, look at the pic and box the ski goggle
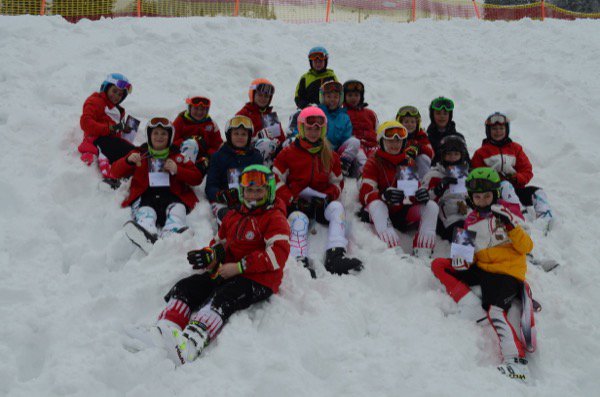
[381,126,408,140]
[106,77,132,94]
[228,115,253,130]
[430,97,454,111]
[309,52,327,61]
[148,117,172,129]
[396,106,420,119]
[321,81,343,93]
[253,83,275,96]
[305,115,326,128]
[485,113,509,126]
[466,178,499,193]
[186,96,211,108]
[240,170,269,188]
[345,81,364,92]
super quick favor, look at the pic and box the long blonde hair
[320,138,333,173]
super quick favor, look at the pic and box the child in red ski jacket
[79,73,136,188]
[112,118,203,253]
[134,165,290,365]
[471,112,554,234]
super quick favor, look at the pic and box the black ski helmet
[439,135,469,166]
[343,80,365,106]
[485,112,510,144]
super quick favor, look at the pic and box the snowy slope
[1,15,600,396]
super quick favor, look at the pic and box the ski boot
[123,220,158,254]
[297,256,316,279]
[497,357,529,383]
[324,248,363,275]
[176,321,210,364]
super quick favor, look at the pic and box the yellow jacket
[465,205,533,281]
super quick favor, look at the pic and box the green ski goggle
[431,97,454,111]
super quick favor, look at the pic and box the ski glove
[433,176,458,197]
[195,157,209,175]
[404,145,419,160]
[187,244,225,269]
[451,256,470,271]
[216,188,240,208]
[382,187,404,206]
[491,204,517,230]
[110,121,126,134]
[414,188,430,204]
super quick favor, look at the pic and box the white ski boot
[497,357,529,383]
[175,321,210,364]
[123,220,157,254]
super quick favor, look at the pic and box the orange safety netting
[1,1,598,22]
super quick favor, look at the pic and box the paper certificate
[450,227,476,263]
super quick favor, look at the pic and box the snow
[1,14,600,396]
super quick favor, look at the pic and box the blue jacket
[318,104,353,151]
[205,143,263,202]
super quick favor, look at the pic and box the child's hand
[164,159,177,175]
[491,204,517,230]
[219,262,243,279]
[451,256,470,271]
[127,152,142,167]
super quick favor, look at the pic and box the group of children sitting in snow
[78,47,554,382]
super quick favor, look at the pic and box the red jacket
[471,139,533,188]
[214,198,290,293]
[407,128,434,160]
[359,148,415,213]
[111,146,203,209]
[236,102,286,144]
[80,92,125,141]
[273,140,343,207]
[172,111,223,155]
[345,105,378,149]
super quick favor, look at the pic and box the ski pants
[94,136,135,164]
[160,274,272,339]
[288,200,348,258]
[431,259,525,359]
[132,189,187,234]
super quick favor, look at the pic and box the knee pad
[288,211,310,236]
[324,201,345,222]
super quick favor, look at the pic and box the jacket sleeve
[323,155,343,201]
[418,131,434,159]
[172,116,185,147]
[207,122,223,155]
[173,157,204,186]
[80,96,111,138]
[294,76,308,109]
[359,159,380,206]
[507,225,534,255]
[470,148,485,168]
[273,154,295,206]
[205,152,224,202]
[343,114,353,142]
[111,149,138,178]
[242,211,290,274]
[514,145,533,187]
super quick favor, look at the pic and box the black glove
[195,157,209,175]
[294,198,315,219]
[382,187,404,206]
[313,197,329,224]
[404,145,419,160]
[187,244,225,270]
[110,121,125,134]
[433,176,458,197]
[216,188,240,208]
[414,188,430,203]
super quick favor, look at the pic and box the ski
[527,253,559,272]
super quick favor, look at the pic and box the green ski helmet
[465,167,501,207]
[238,164,277,208]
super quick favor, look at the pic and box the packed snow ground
[1,15,599,396]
